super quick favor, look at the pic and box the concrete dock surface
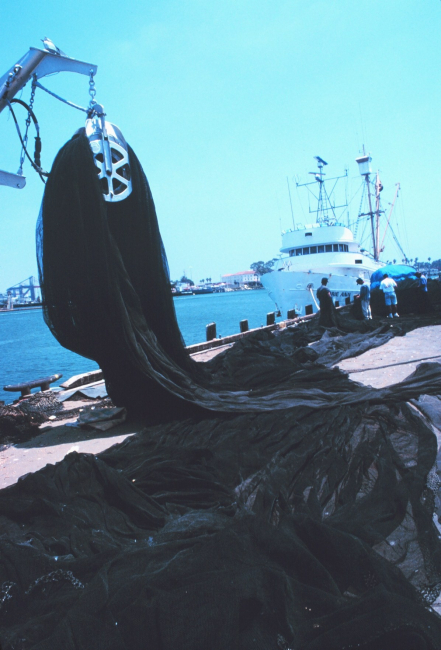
[337,324,441,388]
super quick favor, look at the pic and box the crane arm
[0,47,97,115]
[0,46,97,189]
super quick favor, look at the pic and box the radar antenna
[296,157,347,224]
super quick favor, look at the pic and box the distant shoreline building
[221,270,259,286]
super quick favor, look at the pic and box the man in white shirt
[380,274,399,318]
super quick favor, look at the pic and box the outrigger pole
[379,183,400,253]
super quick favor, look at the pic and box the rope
[34,81,89,113]
[345,354,441,374]
[6,101,48,182]
[308,287,320,310]
[6,76,92,184]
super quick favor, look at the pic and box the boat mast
[375,172,383,261]
[379,183,400,253]
[356,153,379,261]
[296,156,347,225]
[367,177,377,260]
[286,177,296,230]
[314,157,327,222]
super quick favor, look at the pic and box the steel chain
[88,69,97,111]
[18,75,37,175]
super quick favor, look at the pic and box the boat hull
[261,270,370,318]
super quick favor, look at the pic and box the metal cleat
[3,373,63,398]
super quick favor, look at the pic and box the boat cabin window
[355,259,362,264]
[305,232,312,237]
[288,244,349,257]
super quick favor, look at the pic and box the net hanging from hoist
[37,130,201,418]
[37,131,441,417]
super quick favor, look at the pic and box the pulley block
[85,105,132,202]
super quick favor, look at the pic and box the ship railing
[283,222,347,234]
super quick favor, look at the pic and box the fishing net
[37,130,203,419]
[0,392,61,441]
[1,131,438,648]
[1,360,441,648]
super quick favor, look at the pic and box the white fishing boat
[262,154,404,318]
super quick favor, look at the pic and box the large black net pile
[1,132,439,648]
[1,357,441,649]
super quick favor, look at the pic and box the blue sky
[0,0,440,291]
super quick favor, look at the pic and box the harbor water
[0,289,277,404]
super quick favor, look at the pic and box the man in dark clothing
[356,278,372,319]
[316,277,338,327]
[416,272,430,313]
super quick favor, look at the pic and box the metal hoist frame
[0,43,132,202]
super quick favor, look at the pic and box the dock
[2,320,441,489]
[0,317,441,650]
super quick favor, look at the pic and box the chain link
[88,69,97,111]
[18,75,37,175]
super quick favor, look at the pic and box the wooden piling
[206,322,217,341]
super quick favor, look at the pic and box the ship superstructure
[261,154,401,318]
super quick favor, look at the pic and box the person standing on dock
[380,273,399,318]
[416,271,430,313]
[317,277,338,327]
[356,278,372,320]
